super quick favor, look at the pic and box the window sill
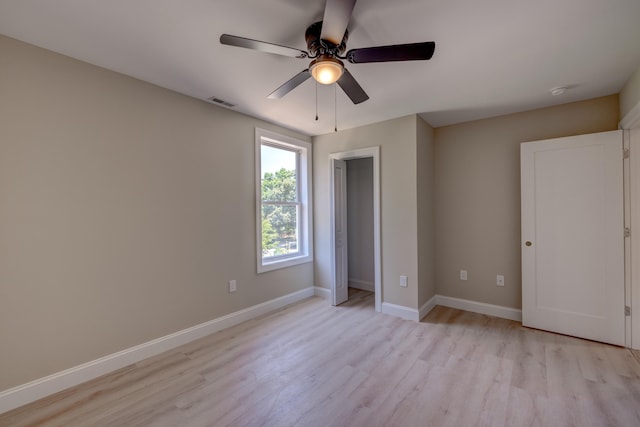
[258,254,313,274]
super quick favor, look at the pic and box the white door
[521,130,624,346]
[333,159,348,306]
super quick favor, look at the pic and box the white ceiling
[1,0,639,136]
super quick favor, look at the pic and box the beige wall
[313,115,419,309]
[621,64,640,119]
[416,117,436,307]
[0,31,628,393]
[346,158,374,289]
[0,35,313,391]
[434,95,620,309]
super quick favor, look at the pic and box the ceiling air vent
[207,96,235,108]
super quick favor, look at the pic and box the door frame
[329,147,381,312]
[620,100,640,349]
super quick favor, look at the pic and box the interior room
[1,0,640,425]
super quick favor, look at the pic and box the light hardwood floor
[2,289,640,427]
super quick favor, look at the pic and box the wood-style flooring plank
[1,289,640,427]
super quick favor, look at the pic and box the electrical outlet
[400,275,408,287]
[229,280,237,293]
[460,270,467,281]
[497,275,505,287]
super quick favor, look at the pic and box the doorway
[330,147,381,312]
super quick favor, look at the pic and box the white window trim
[255,128,313,273]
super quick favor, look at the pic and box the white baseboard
[381,302,419,321]
[0,287,315,415]
[381,295,437,322]
[419,295,437,320]
[380,295,520,323]
[313,286,331,300]
[348,279,375,292]
[435,295,522,322]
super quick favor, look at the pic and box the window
[256,128,312,273]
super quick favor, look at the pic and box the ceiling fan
[220,0,435,105]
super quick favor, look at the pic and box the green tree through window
[256,128,311,273]
[261,147,299,258]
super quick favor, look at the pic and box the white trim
[255,128,313,274]
[329,147,382,312]
[620,100,640,350]
[381,302,419,321]
[381,295,522,323]
[435,295,522,322]
[0,287,314,415]
[348,279,375,292]
[419,295,438,320]
[259,256,313,272]
[623,129,632,348]
[619,101,640,130]
[629,127,640,349]
[313,286,331,300]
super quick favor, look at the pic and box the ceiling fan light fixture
[310,56,344,85]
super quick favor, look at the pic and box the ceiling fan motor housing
[305,21,348,57]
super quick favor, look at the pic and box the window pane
[261,145,297,202]
[262,204,299,258]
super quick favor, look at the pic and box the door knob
[525,241,532,247]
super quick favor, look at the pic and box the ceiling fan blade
[337,68,369,104]
[346,41,435,64]
[268,70,312,99]
[320,0,357,45]
[220,34,308,59]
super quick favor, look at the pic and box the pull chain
[315,79,318,121]
[334,84,337,132]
